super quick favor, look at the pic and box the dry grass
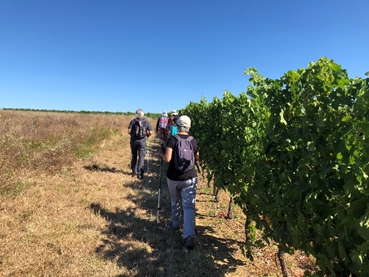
[0,110,315,277]
[0,110,119,194]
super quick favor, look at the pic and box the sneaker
[184,236,196,250]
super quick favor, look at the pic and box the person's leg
[160,128,168,143]
[159,128,164,141]
[181,177,198,240]
[137,140,146,178]
[130,140,138,174]
[167,178,182,229]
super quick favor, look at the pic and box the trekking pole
[156,156,163,224]
[195,162,201,174]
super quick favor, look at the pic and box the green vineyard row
[181,57,369,276]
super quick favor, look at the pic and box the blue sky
[1,0,368,114]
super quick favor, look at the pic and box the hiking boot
[184,236,196,250]
[137,171,144,179]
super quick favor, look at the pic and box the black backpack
[134,118,147,139]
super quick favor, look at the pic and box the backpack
[173,135,195,173]
[158,116,169,129]
[134,118,147,139]
[170,124,178,136]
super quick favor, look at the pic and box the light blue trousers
[167,177,198,239]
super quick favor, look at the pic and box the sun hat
[162,111,167,116]
[171,110,178,116]
[176,115,191,128]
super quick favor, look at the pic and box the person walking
[128,109,153,179]
[166,110,179,138]
[159,115,199,250]
[155,111,169,145]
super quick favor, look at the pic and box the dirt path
[0,124,312,276]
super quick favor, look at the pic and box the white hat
[162,111,167,115]
[177,115,191,128]
[171,110,178,116]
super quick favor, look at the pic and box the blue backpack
[170,124,178,136]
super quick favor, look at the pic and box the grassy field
[0,110,315,276]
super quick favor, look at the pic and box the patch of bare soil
[0,118,315,276]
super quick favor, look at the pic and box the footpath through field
[0,121,311,276]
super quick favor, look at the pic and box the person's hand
[159,145,166,156]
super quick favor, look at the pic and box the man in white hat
[159,115,199,250]
[170,110,179,123]
[166,109,179,138]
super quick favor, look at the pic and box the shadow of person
[89,173,246,277]
[87,142,246,276]
[83,164,124,174]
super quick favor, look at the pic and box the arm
[146,120,153,137]
[160,147,173,163]
[195,151,201,173]
[156,117,160,132]
[127,119,133,135]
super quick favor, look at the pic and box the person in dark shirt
[159,115,199,250]
[127,109,153,179]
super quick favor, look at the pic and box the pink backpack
[158,116,168,128]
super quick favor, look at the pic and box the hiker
[166,110,179,138]
[128,109,153,179]
[155,111,169,145]
[159,115,199,250]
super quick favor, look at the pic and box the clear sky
[1,0,368,114]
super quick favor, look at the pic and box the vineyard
[0,57,368,276]
[181,57,369,276]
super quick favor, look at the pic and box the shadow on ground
[87,144,246,277]
[83,164,125,174]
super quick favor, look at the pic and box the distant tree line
[2,108,161,119]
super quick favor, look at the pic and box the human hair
[136,109,144,118]
[178,126,190,133]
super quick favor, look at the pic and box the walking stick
[156,156,163,224]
